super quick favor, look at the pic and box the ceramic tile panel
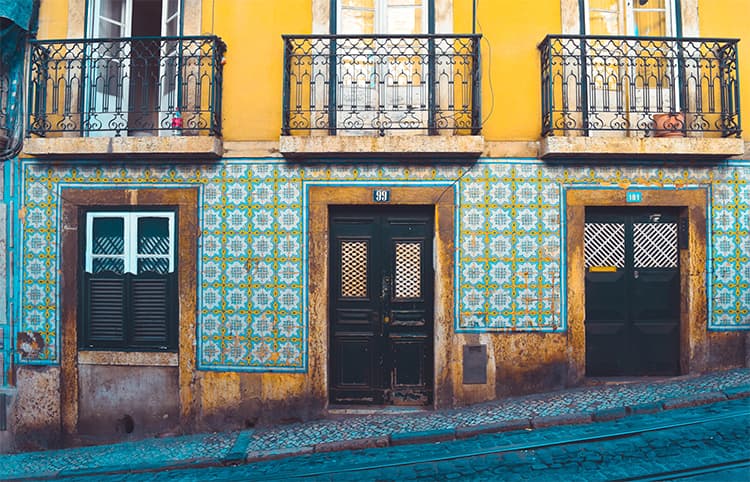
[17,160,750,368]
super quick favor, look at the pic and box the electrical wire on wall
[434,0,495,205]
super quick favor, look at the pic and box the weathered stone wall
[10,366,61,451]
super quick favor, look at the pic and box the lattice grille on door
[634,222,678,268]
[341,240,368,298]
[395,241,422,299]
[584,223,625,268]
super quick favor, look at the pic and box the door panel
[329,205,434,405]
[585,207,680,376]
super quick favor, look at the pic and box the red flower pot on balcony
[653,113,685,137]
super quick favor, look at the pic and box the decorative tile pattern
[17,160,750,367]
[710,167,750,330]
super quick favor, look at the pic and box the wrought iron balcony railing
[0,67,9,148]
[539,35,741,137]
[28,36,226,137]
[282,34,481,136]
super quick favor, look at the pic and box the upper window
[585,0,676,36]
[80,211,177,351]
[88,0,181,38]
[338,0,428,34]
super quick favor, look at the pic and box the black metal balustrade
[282,34,481,135]
[539,35,741,137]
[0,67,8,146]
[28,36,226,137]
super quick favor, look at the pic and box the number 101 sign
[373,189,390,202]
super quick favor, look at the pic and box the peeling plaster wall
[11,366,61,451]
[77,365,180,441]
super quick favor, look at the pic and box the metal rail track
[618,458,750,481]
[253,411,749,480]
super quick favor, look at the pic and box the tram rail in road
[250,409,750,481]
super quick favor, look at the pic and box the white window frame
[338,0,429,34]
[582,0,677,37]
[85,211,175,275]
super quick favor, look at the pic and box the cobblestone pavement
[1,368,749,480]
[63,397,750,481]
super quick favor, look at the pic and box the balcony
[538,35,744,160]
[25,36,226,158]
[280,34,484,160]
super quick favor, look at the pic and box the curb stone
[592,406,628,422]
[314,435,389,453]
[531,413,592,429]
[722,384,750,400]
[390,428,456,446]
[225,430,254,463]
[455,418,531,439]
[246,446,314,463]
[627,402,663,415]
[661,391,728,410]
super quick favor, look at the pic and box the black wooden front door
[329,205,434,405]
[584,207,680,376]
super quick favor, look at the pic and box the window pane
[92,217,124,255]
[93,257,125,274]
[588,0,620,35]
[340,240,368,298]
[634,11,667,36]
[386,0,423,34]
[99,0,126,23]
[340,0,375,34]
[636,0,666,8]
[394,241,422,299]
[138,257,169,274]
[138,217,170,255]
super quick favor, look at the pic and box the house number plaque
[373,189,391,202]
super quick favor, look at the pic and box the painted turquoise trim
[10,157,23,373]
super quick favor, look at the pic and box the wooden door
[585,206,680,376]
[329,205,434,404]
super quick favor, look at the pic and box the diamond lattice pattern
[395,241,421,299]
[634,222,678,268]
[341,240,368,298]
[584,223,625,268]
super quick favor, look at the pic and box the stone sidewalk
[2,368,750,480]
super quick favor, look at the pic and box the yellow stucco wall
[34,0,746,142]
[455,0,561,141]
[203,0,311,141]
[699,0,749,141]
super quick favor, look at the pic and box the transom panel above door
[329,205,434,405]
[584,206,680,376]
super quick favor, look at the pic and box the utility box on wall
[462,344,487,384]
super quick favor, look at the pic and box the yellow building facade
[3,0,748,449]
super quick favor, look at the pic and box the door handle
[634,270,639,279]
[381,274,391,327]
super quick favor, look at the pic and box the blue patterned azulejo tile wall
[17,160,750,368]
